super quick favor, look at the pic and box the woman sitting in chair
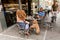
[16,10,30,36]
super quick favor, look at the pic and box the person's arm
[51,5,53,14]
[51,9,53,14]
[57,4,59,13]
[58,7,60,13]
[16,10,19,18]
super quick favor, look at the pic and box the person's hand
[37,15,40,18]
[57,10,60,14]
[25,21,29,24]
[51,9,53,14]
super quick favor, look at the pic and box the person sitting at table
[16,10,30,36]
[37,7,45,19]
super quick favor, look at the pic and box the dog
[30,20,40,35]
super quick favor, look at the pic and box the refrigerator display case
[1,0,19,27]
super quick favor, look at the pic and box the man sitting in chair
[37,7,45,19]
[16,10,30,36]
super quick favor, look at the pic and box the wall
[0,11,7,32]
[39,0,53,9]
[0,1,7,32]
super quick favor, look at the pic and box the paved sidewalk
[0,12,60,40]
[1,25,44,40]
[0,34,34,40]
[0,24,60,40]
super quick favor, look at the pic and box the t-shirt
[52,4,58,11]
[38,11,45,16]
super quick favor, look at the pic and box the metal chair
[16,24,25,35]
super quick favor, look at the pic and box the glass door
[31,0,39,15]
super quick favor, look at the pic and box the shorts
[51,16,56,20]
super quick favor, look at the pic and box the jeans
[17,22,29,30]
